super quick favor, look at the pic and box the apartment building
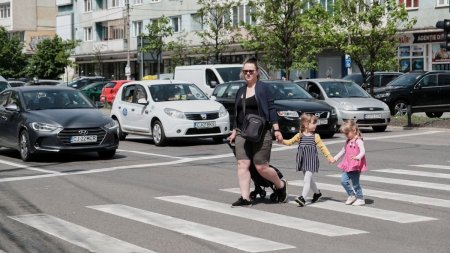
[0,0,57,55]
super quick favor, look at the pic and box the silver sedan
[295,79,390,132]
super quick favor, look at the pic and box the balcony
[92,8,124,23]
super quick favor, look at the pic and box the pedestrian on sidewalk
[333,120,368,206]
[282,113,335,207]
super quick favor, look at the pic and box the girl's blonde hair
[299,113,318,133]
[340,120,362,138]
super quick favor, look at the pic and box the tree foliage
[166,34,190,72]
[141,16,173,63]
[242,0,320,78]
[0,27,27,78]
[27,36,78,79]
[322,0,416,93]
[196,0,237,63]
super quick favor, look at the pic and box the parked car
[8,80,27,87]
[68,76,107,89]
[0,80,11,92]
[99,80,130,104]
[0,86,119,161]
[174,64,270,96]
[373,71,450,117]
[343,72,403,90]
[296,79,390,132]
[211,80,338,138]
[110,80,230,146]
[82,81,109,102]
[28,79,64,86]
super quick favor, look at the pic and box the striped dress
[296,134,320,173]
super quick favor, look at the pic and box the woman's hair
[340,120,362,138]
[299,113,318,133]
[240,57,260,80]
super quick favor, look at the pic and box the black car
[0,86,119,161]
[212,80,338,138]
[68,76,107,89]
[343,72,403,90]
[373,71,450,117]
[0,80,10,92]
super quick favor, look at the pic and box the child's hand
[328,158,336,164]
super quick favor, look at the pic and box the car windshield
[388,73,422,86]
[216,67,269,82]
[268,82,312,100]
[149,83,209,102]
[320,81,370,98]
[104,82,116,88]
[0,81,9,92]
[23,90,94,110]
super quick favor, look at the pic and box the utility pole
[125,0,131,80]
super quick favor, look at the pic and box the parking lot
[1,126,450,253]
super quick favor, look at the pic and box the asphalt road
[0,126,449,253]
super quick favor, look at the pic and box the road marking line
[117,149,185,159]
[9,214,154,253]
[374,168,450,179]
[410,164,450,170]
[87,204,294,252]
[328,174,450,192]
[287,180,450,209]
[0,159,61,174]
[157,195,367,236]
[220,188,436,223]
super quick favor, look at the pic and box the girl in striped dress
[283,113,335,206]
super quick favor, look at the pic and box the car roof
[297,78,353,83]
[11,86,76,92]
[124,79,196,86]
[175,64,243,69]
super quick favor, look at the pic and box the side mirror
[210,81,218,88]
[5,104,19,111]
[210,96,216,101]
[138,98,149,105]
[310,92,319,99]
[95,101,104,108]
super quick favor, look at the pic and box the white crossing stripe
[220,189,436,224]
[288,180,450,209]
[9,214,154,253]
[327,174,450,192]
[410,164,450,170]
[374,168,450,179]
[88,204,295,252]
[157,195,367,237]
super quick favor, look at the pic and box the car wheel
[114,118,127,141]
[152,120,167,146]
[393,100,408,116]
[98,149,116,159]
[19,130,34,162]
[372,125,387,132]
[213,137,224,144]
[425,112,443,118]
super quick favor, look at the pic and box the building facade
[0,0,57,55]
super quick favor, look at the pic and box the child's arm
[353,139,366,160]
[282,133,301,146]
[314,134,334,163]
[334,147,345,161]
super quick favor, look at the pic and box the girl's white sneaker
[352,199,365,206]
[345,196,357,205]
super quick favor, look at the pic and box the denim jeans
[341,171,364,199]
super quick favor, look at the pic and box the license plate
[364,114,382,119]
[194,121,216,128]
[70,135,97,143]
[317,119,328,125]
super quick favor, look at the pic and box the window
[419,75,438,88]
[110,26,124,39]
[0,3,11,18]
[399,0,419,8]
[171,16,181,33]
[84,0,92,12]
[133,21,143,37]
[84,27,93,41]
[438,74,450,86]
[101,26,109,41]
[233,4,254,27]
[134,0,143,4]
[191,14,203,31]
[437,0,449,6]
[150,0,161,2]
[111,0,121,8]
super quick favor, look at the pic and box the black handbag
[239,88,266,142]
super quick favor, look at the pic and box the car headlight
[30,122,63,133]
[104,120,118,129]
[338,102,357,111]
[164,108,186,119]
[331,108,337,115]
[374,92,390,98]
[219,106,228,118]
[277,111,299,118]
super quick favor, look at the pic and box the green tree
[196,0,237,63]
[141,16,173,76]
[322,0,416,94]
[0,27,27,78]
[27,36,78,79]
[242,0,320,79]
[166,34,190,73]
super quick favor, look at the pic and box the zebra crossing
[7,162,450,253]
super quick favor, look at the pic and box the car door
[2,91,22,146]
[0,91,11,145]
[411,74,440,109]
[117,84,137,131]
[438,73,450,111]
[128,84,151,132]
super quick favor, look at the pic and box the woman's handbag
[239,88,266,142]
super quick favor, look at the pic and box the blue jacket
[234,80,279,129]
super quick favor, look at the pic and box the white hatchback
[111,80,230,146]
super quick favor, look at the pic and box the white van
[174,64,269,96]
